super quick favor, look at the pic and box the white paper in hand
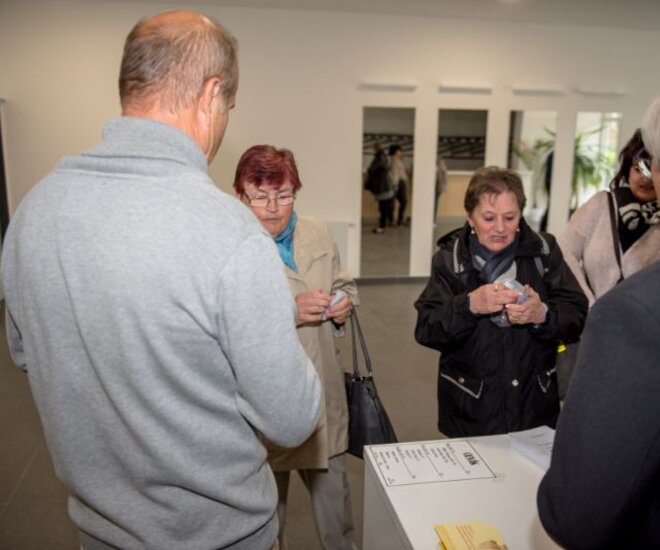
[322,290,347,321]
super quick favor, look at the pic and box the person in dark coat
[414,166,588,437]
[537,260,660,549]
[365,143,395,233]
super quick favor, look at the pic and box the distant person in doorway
[414,166,587,437]
[235,145,359,550]
[539,150,553,232]
[434,156,448,226]
[388,144,410,226]
[364,143,394,233]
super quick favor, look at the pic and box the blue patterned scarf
[275,211,298,273]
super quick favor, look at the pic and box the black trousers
[378,198,394,229]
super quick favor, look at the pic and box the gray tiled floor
[0,318,80,549]
[360,217,464,278]
[0,281,441,550]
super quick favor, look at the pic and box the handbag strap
[606,191,624,282]
[349,309,373,377]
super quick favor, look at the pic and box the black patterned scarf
[612,185,659,252]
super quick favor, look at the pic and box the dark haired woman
[414,166,587,437]
[561,129,660,306]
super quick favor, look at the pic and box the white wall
[0,0,656,276]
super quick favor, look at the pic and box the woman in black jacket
[414,166,588,437]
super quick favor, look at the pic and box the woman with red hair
[234,145,358,550]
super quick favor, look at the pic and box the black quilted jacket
[414,219,588,437]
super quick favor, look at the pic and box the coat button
[511,379,519,387]
[458,377,465,384]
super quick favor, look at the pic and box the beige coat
[560,190,660,306]
[268,215,358,471]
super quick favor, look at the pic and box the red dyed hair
[233,145,302,196]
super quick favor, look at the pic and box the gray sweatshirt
[1,117,321,549]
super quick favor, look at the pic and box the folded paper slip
[509,425,555,471]
[435,522,508,550]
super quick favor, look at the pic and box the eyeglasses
[245,192,295,208]
[634,157,653,179]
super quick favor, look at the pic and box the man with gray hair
[1,10,321,550]
[537,98,660,549]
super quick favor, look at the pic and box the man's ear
[198,77,222,123]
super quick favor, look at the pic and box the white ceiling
[135,0,660,31]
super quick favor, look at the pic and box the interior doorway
[361,106,415,278]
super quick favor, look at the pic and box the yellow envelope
[435,522,508,550]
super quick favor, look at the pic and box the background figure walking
[434,156,448,225]
[364,143,394,233]
[388,144,410,226]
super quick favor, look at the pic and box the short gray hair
[641,97,660,165]
[119,10,238,113]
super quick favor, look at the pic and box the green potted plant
[512,127,615,213]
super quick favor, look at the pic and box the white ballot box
[362,432,560,550]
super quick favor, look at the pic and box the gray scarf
[469,233,520,328]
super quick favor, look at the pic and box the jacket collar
[83,117,209,176]
[285,217,327,280]
[441,219,549,274]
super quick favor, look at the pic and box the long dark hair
[610,129,651,190]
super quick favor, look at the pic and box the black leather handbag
[344,310,397,458]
